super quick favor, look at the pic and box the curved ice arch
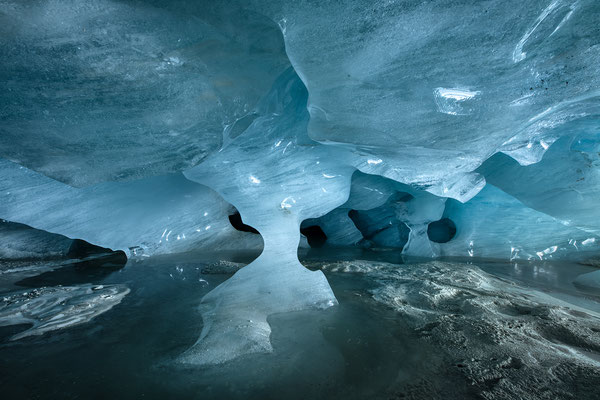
[0,159,261,257]
[303,172,447,257]
[481,125,600,236]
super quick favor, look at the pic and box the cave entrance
[228,211,259,234]
[300,225,327,248]
[427,218,457,243]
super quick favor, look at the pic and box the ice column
[182,69,355,364]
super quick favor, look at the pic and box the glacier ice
[0,1,290,186]
[0,284,130,340]
[479,132,600,235]
[0,159,262,257]
[439,184,600,260]
[0,0,599,364]
[251,0,599,197]
[181,69,353,364]
[0,220,73,260]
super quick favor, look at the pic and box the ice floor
[1,250,599,400]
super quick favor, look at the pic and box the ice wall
[439,185,600,261]
[0,0,289,186]
[0,159,261,257]
[307,170,600,262]
[251,0,600,199]
[479,132,600,235]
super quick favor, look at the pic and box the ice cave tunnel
[1,1,600,399]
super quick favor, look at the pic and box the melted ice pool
[1,250,599,400]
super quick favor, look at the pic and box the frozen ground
[315,259,600,399]
[0,251,598,400]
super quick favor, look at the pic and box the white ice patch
[513,0,578,63]
[0,284,130,340]
[434,88,481,116]
[280,196,296,210]
[581,238,596,246]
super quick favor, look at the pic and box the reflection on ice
[0,284,129,340]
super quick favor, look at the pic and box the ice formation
[0,284,130,340]
[1,0,599,362]
[0,160,262,257]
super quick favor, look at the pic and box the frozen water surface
[1,251,599,399]
[0,284,130,340]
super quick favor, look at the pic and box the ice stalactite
[182,68,355,364]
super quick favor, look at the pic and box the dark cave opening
[300,225,328,248]
[228,211,259,234]
[348,207,410,249]
[427,218,457,243]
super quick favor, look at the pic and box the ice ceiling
[1,0,599,363]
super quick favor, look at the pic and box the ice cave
[1,1,599,399]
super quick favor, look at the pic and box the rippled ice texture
[0,284,129,340]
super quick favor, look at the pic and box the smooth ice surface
[0,160,261,257]
[251,0,599,198]
[3,253,599,400]
[0,0,290,186]
[575,270,600,290]
[479,132,600,235]
[439,185,600,260]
